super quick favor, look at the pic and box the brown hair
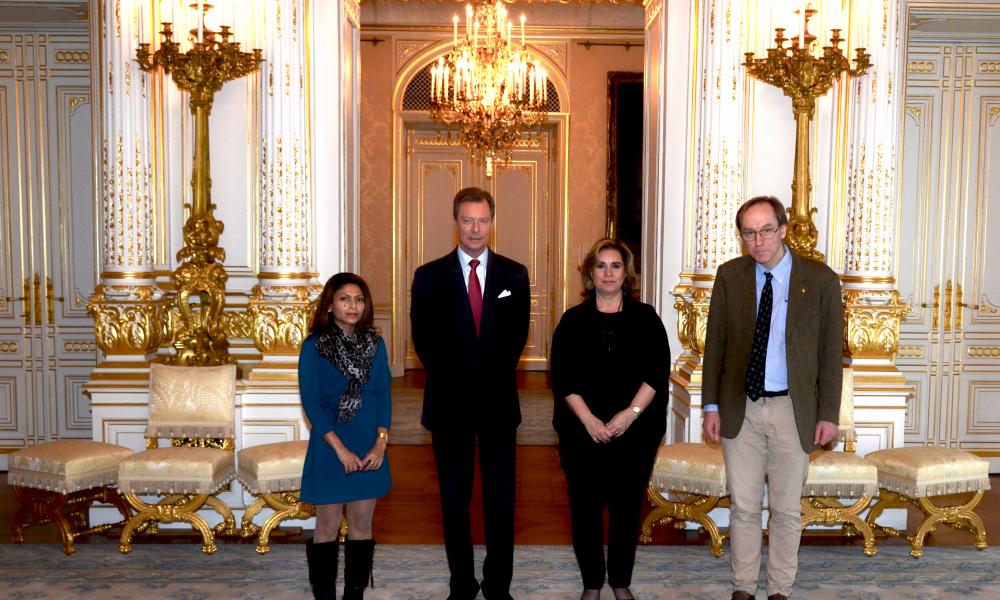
[735,195,788,230]
[579,238,637,300]
[309,272,375,334]
[452,186,496,220]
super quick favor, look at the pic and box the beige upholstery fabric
[147,363,236,439]
[118,446,236,495]
[8,440,133,494]
[237,440,308,494]
[866,447,991,498]
[650,443,728,497]
[803,449,878,497]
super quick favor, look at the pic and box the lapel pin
[801,288,807,294]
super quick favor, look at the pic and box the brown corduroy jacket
[702,252,843,453]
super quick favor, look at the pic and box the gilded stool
[865,446,990,558]
[640,442,729,557]
[237,440,319,554]
[800,368,879,556]
[9,440,133,554]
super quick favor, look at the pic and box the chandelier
[429,1,549,175]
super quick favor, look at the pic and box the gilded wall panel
[966,380,1000,434]
[360,37,394,303]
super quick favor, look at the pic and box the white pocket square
[497,289,512,299]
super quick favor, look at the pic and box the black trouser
[560,434,657,590]
[432,426,517,597]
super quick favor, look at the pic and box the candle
[453,15,458,47]
[198,0,204,44]
[160,0,173,23]
[138,2,145,43]
[507,22,512,45]
[800,1,806,49]
[520,14,525,47]
[466,4,473,42]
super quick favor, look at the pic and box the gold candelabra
[136,3,263,366]
[743,7,870,262]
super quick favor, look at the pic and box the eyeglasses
[740,225,781,242]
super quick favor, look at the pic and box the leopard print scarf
[315,325,378,423]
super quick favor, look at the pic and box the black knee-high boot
[306,538,339,600]
[343,539,375,600]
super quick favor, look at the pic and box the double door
[0,31,97,468]
[400,121,561,371]
[898,38,1000,469]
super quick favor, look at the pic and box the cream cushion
[8,440,133,494]
[147,363,236,439]
[803,449,878,498]
[650,443,728,497]
[866,447,991,498]
[118,446,236,495]
[237,441,308,494]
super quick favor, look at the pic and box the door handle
[45,277,65,324]
[2,277,32,325]
[920,284,940,329]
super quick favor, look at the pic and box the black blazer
[411,248,531,432]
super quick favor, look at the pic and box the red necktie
[468,258,483,336]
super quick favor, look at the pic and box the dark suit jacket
[702,252,843,453]
[410,248,531,432]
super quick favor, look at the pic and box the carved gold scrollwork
[87,285,169,355]
[921,284,940,329]
[673,286,712,356]
[246,284,319,355]
[843,288,907,358]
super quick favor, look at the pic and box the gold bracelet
[377,430,390,443]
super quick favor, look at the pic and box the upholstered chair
[865,445,990,557]
[237,440,317,553]
[640,441,729,557]
[799,368,879,555]
[8,440,133,554]
[116,363,238,554]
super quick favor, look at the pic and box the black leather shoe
[731,592,755,600]
[767,595,788,600]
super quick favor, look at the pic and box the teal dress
[299,333,392,504]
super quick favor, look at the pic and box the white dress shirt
[457,246,488,297]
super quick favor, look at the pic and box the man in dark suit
[702,196,842,600]
[410,187,530,600]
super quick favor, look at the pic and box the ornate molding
[530,42,568,77]
[907,60,934,73]
[905,105,923,124]
[843,288,907,358]
[897,346,923,359]
[55,50,90,63]
[87,285,169,355]
[246,284,320,355]
[980,62,1000,74]
[0,341,19,353]
[968,346,1000,358]
[989,106,1000,127]
[0,50,9,63]
[673,286,711,356]
[64,340,97,353]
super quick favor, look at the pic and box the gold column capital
[87,284,169,356]
[842,287,907,359]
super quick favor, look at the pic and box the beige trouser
[722,395,809,597]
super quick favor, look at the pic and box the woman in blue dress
[300,272,391,600]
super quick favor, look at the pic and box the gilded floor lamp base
[639,485,730,557]
[866,488,988,558]
[11,485,132,555]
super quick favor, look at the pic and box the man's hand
[814,420,839,447]
[702,411,721,443]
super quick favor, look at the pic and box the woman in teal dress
[300,272,391,600]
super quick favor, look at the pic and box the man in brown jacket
[702,196,842,600]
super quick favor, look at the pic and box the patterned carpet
[1,543,996,599]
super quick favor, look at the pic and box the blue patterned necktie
[744,271,773,402]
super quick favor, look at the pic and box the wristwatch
[630,405,641,415]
